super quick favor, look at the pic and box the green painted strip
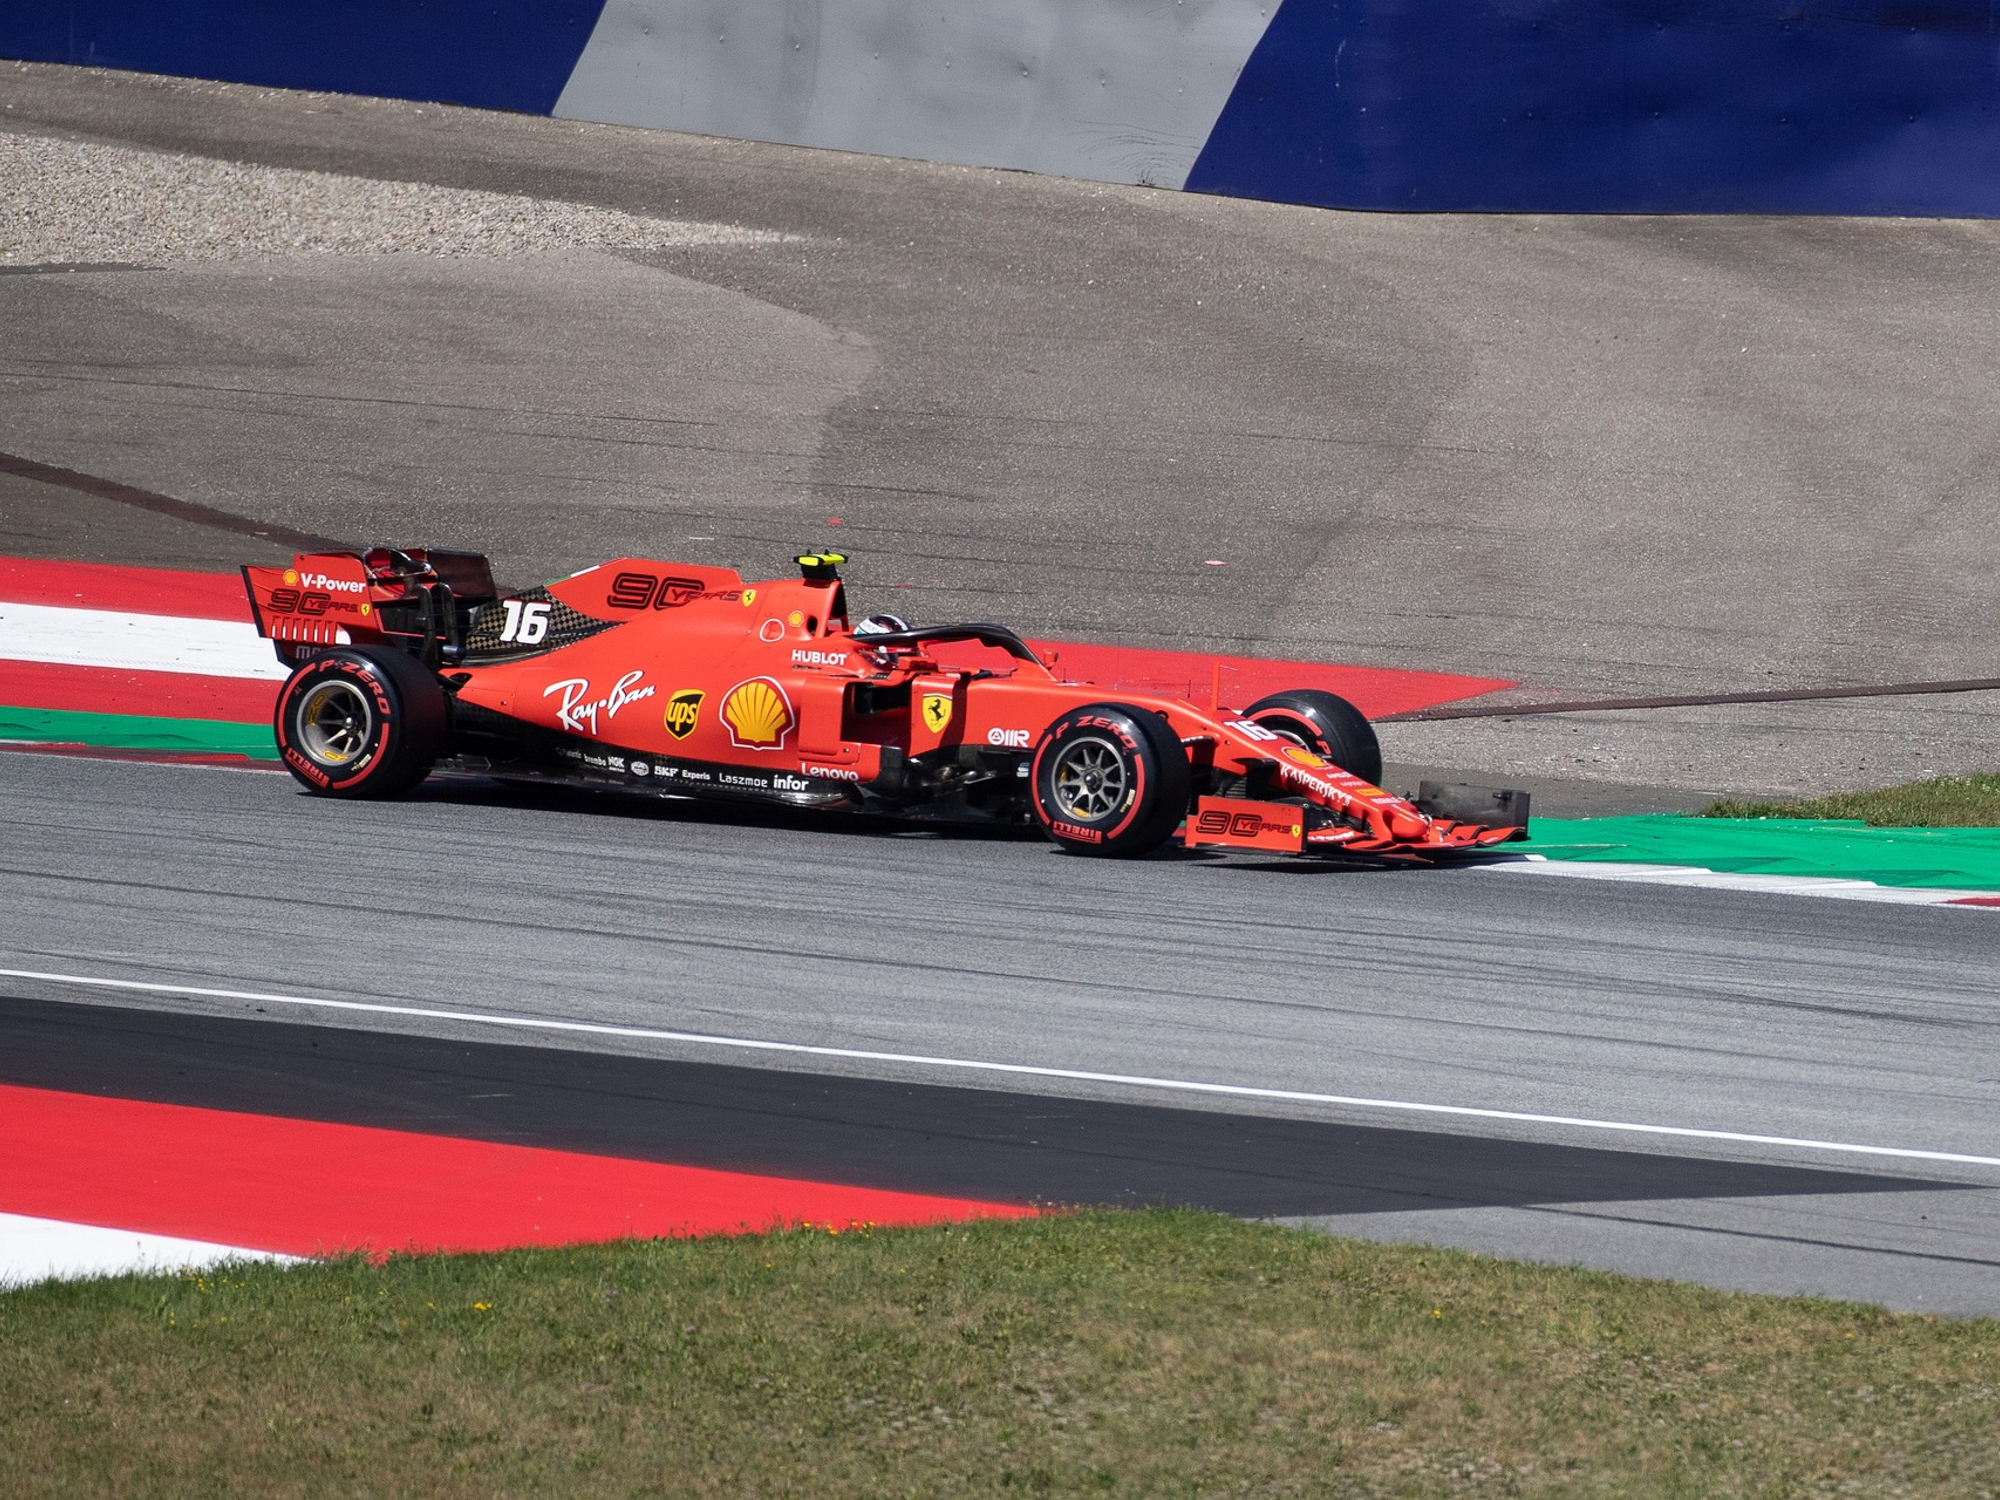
[8,703,1998,892]
[0,706,279,760]
[1528,815,2000,894]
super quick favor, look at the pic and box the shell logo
[720,677,795,751]
[282,568,299,586]
[1281,745,1327,769]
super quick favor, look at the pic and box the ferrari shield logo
[921,693,954,734]
[664,689,704,740]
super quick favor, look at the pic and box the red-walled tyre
[273,648,448,799]
[1242,689,1382,785]
[1030,703,1192,857]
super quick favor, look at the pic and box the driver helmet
[853,613,911,637]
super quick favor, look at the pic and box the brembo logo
[300,572,366,594]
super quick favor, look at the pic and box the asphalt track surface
[5,62,2000,797]
[4,63,1999,1313]
[6,751,1999,1313]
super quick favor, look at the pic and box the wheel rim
[1256,714,1318,752]
[1258,714,1335,768]
[297,679,373,766]
[1051,735,1129,821]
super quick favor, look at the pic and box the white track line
[0,601,288,679]
[0,1210,292,1289]
[5,966,1996,1172]
[1478,854,2000,906]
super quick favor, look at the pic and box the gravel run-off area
[0,131,787,263]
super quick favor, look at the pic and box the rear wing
[242,547,499,667]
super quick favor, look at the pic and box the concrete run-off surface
[6,753,2000,1313]
[1,63,1997,796]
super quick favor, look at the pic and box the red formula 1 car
[241,547,1526,859]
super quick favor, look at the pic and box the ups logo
[664,689,704,740]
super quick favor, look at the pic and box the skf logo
[986,727,1031,748]
[664,689,704,740]
[921,694,954,734]
[720,677,795,750]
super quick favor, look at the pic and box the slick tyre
[274,648,448,799]
[1030,703,1192,858]
[1242,689,1382,785]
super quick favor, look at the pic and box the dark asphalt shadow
[364,773,1505,878]
[0,995,1957,1220]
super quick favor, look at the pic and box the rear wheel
[1030,703,1191,857]
[1242,689,1382,785]
[274,648,447,798]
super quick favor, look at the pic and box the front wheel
[1030,703,1192,857]
[1241,689,1382,785]
[273,648,448,798]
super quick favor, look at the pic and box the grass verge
[1703,772,2000,827]
[4,1211,1997,1497]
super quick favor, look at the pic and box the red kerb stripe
[0,557,254,621]
[0,555,1516,721]
[0,1084,1030,1257]
[0,659,277,722]
[935,639,1512,719]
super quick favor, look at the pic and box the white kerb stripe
[1478,855,1999,906]
[0,1210,294,1289]
[4,966,1996,1173]
[0,602,290,680]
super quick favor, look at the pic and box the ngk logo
[986,727,1032,748]
[300,572,366,594]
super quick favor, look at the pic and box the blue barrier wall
[4,2,605,115]
[1189,0,2000,215]
[10,0,2000,215]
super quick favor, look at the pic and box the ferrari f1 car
[241,547,1527,859]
